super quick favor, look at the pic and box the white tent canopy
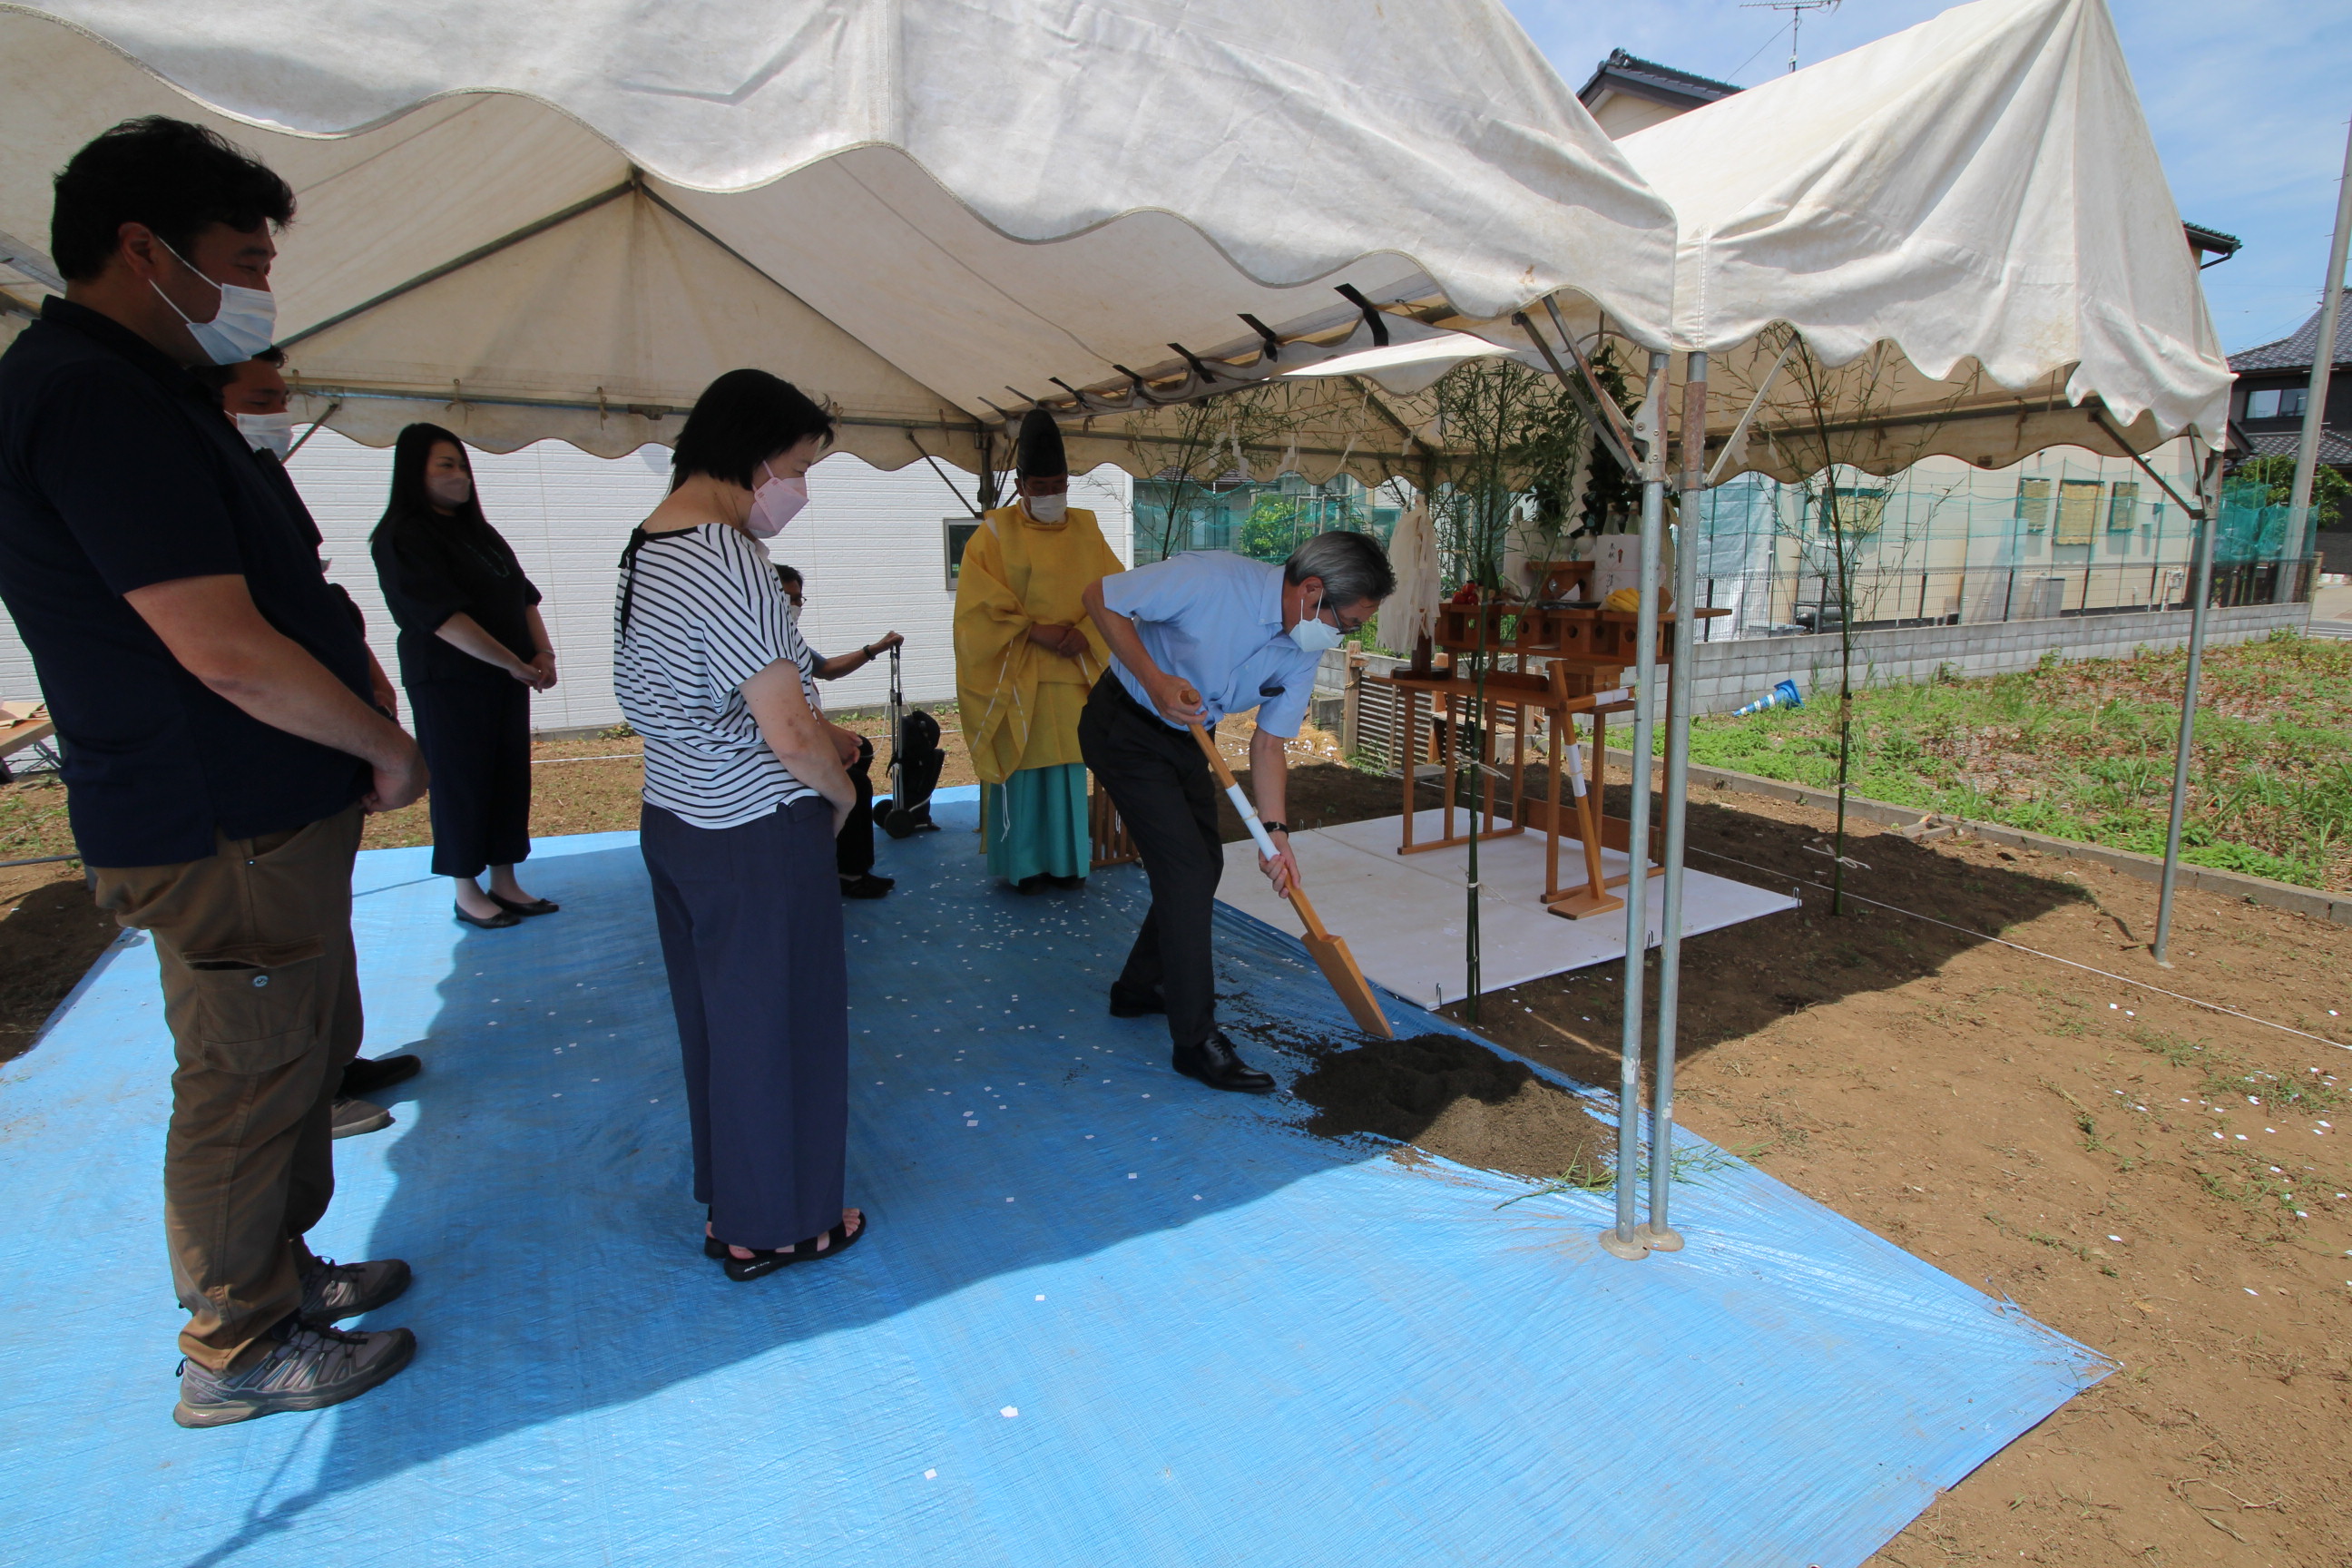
[0,0,1676,475]
[1605,0,2230,481]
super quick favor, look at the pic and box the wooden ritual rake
[1181,698,1393,1039]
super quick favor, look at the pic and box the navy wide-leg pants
[641,796,848,1250]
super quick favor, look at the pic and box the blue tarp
[0,789,2103,1566]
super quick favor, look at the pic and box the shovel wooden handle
[1180,693,1389,1036]
[1181,696,1330,936]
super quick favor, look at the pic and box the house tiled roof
[2237,427,2352,466]
[1576,50,1742,112]
[2183,222,2241,259]
[2229,290,2352,373]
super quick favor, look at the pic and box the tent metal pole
[1642,351,1707,1252]
[2153,449,2222,965]
[2276,114,2352,603]
[1601,349,1671,1262]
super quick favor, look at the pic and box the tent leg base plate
[1597,1227,1651,1260]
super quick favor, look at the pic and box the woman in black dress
[370,423,558,928]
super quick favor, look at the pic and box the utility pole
[2277,114,2352,603]
[1740,0,1843,74]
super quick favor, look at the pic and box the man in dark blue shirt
[201,346,425,1140]
[0,117,426,1427]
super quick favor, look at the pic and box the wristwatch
[1260,820,1290,836]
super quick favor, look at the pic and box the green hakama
[981,763,1091,884]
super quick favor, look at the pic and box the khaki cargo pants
[94,805,365,1374]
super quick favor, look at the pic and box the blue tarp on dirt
[0,789,2102,1567]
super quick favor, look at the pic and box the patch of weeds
[2043,1080,2112,1153]
[2149,1026,2350,1114]
[2190,1152,2312,1222]
[2132,1026,2203,1068]
[1495,1142,1750,1209]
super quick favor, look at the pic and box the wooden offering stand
[1088,779,1139,869]
[1372,563,1728,920]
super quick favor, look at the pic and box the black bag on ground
[877,646,943,838]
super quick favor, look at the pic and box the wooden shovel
[1181,699,1393,1039]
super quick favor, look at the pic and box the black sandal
[454,905,520,930]
[715,1215,868,1281]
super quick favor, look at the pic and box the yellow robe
[953,503,1124,787]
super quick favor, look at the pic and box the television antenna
[1740,0,1843,74]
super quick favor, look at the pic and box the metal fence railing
[1681,556,2315,641]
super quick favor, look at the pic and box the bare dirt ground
[1455,770,2350,1568]
[5,734,2347,1563]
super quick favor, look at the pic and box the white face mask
[1289,590,1345,655]
[1023,491,1067,524]
[786,602,802,626]
[234,411,295,459]
[426,469,474,508]
[748,466,808,538]
[152,238,279,367]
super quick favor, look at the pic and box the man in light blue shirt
[1081,533,1393,1093]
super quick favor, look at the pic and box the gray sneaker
[172,1316,415,1428]
[330,1097,392,1139]
[299,1255,412,1322]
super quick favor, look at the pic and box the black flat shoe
[1108,984,1167,1018]
[486,892,560,916]
[455,905,520,930]
[1172,1032,1275,1093]
[838,873,893,899]
[717,1215,869,1281]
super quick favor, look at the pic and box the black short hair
[670,369,836,494]
[774,564,804,588]
[190,345,289,396]
[51,117,296,282]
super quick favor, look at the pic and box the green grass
[1685,632,2352,889]
[0,775,74,862]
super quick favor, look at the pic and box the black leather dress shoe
[1171,1032,1275,1093]
[1108,984,1167,1018]
[339,1054,420,1100]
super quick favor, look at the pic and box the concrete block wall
[1681,602,2310,714]
[1340,601,2313,761]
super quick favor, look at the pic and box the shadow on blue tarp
[0,791,2107,1568]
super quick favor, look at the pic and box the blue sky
[1500,0,2352,354]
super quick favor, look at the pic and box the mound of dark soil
[1289,1033,1611,1180]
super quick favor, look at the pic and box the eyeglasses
[1321,604,1368,634]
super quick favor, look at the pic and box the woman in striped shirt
[614,369,865,1281]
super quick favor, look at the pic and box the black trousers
[642,797,848,1251]
[1077,673,1222,1051]
[407,678,531,879]
[836,736,874,878]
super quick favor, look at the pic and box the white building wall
[0,434,1133,735]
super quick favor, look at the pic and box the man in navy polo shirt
[0,117,427,1427]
